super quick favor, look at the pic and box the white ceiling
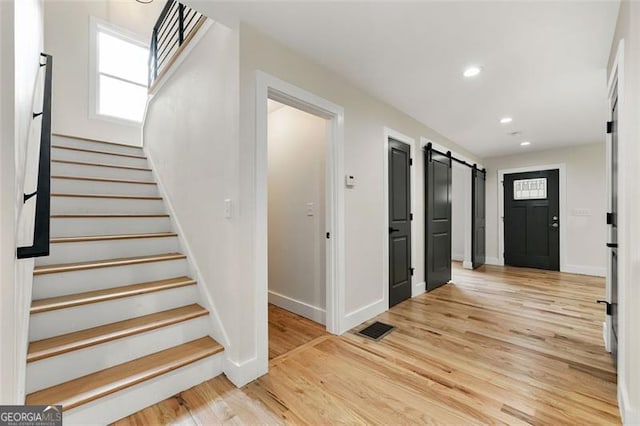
[210,1,619,157]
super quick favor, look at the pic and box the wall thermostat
[345,174,356,188]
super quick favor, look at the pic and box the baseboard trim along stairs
[25,134,226,424]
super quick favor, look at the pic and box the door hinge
[410,267,414,276]
[409,158,413,166]
[597,300,612,315]
[606,121,613,134]
[326,232,330,239]
[606,212,614,225]
[410,213,413,221]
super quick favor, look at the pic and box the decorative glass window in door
[513,178,547,200]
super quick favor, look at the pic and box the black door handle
[597,300,612,315]
[389,227,400,233]
[607,243,618,248]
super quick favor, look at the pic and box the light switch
[224,199,232,219]
[345,174,356,188]
[306,202,314,216]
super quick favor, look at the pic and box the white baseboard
[268,291,325,325]
[341,298,386,333]
[485,257,504,266]
[452,253,464,262]
[462,260,473,270]
[412,281,425,297]
[562,264,606,277]
[619,380,640,424]
[602,321,611,353]
[224,356,264,388]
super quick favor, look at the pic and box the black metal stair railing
[17,53,53,259]
[148,0,205,86]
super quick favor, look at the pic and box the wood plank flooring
[268,304,327,360]
[114,263,619,425]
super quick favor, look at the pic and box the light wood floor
[268,304,327,360]
[114,263,619,425]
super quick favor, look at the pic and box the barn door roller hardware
[424,143,486,174]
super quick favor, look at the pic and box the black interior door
[472,168,486,269]
[425,147,451,290]
[504,170,560,270]
[388,138,412,307]
[609,85,618,363]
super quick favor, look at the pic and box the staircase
[25,135,224,424]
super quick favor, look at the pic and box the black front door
[425,148,451,290]
[504,169,560,270]
[609,85,618,363]
[472,168,486,269]
[388,138,412,307]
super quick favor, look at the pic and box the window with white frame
[91,18,149,123]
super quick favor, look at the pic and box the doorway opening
[266,99,329,359]
[255,71,345,376]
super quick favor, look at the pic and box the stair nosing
[31,276,197,314]
[27,304,208,363]
[34,253,187,275]
[52,133,144,150]
[52,159,152,172]
[52,145,147,160]
[51,175,157,185]
[51,193,162,200]
[51,232,177,244]
[25,337,223,411]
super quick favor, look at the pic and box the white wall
[44,0,164,145]
[483,143,607,276]
[142,21,240,365]
[607,1,640,422]
[234,22,480,379]
[0,0,44,404]
[451,165,467,261]
[267,103,326,323]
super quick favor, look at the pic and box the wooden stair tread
[51,232,177,244]
[27,304,208,362]
[52,175,156,185]
[34,253,186,275]
[53,145,147,160]
[26,337,223,411]
[52,159,152,172]
[31,276,196,314]
[51,213,170,218]
[52,133,144,150]
[51,193,161,200]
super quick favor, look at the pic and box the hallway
[115,263,618,424]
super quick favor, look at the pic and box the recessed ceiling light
[463,66,482,78]
[520,141,531,146]
[500,117,513,124]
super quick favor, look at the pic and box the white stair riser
[39,236,179,266]
[32,259,189,299]
[52,147,149,169]
[29,285,199,340]
[52,196,165,215]
[52,178,159,197]
[52,136,143,156]
[26,316,210,393]
[52,162,153,181]
[62,353,223,425]
[50,217,172,238]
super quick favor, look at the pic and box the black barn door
[472,168,486,269]
[388,138,412,307]
[504,170,560,270]
[425,147,452,290]
[608,85,618,363]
